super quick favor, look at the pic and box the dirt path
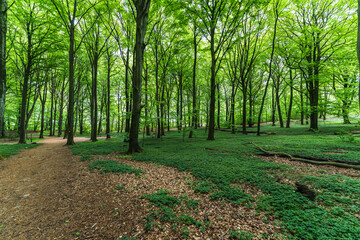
[0,137,284,239]
[0,137,135,239]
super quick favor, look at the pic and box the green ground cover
[70,123,360,239]
[0,143,39,159]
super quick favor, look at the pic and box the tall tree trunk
[300,75,304,125]
[125,49,130,134]
[39,82,47,138]
[189,24,198,138]
[90,55,99,142]
[74,77,81,136]
[178,72,183,131]
[217,83,220,129]
[230,86,235,134]
[241,86,247,135]
[357,0,360,110]
[248,81,253,128]
[127,0,151,154]
[19,22,32,144]
[286,69,294,128]
[53,98,57,136]
[271,86,276,126]
[207,27,216,141]
[0,0,7,138]
[275,76,284,128]
[66,24,76,145]
[256,0,279,135]
[144,62,150,136]
[79,101,84,135]
[58,78,66,137]
[160,85,165,136]
[106,52,111,139]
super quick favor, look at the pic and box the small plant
[337,130,356,143]
[229,230,254,240]
[180,195,199,209]
[115,185,126,191]
[194,180,216,194]
[141,190,180,207]
[80,155,92,162]
[210,186,253,205]
[88,160,142,175]
[181,226,191,239]
[178,214,202,227]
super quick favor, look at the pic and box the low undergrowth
[69,123,360,239]
[88,160,142,175]
[141,190,204,238]
[0,143,39,159]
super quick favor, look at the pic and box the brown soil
[0,137,284,239]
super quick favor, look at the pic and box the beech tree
[0,0,7,138]
[127,0,151,153]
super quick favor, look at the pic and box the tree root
[251,142,360,170]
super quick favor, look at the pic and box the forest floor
[1,123,360,239]
[0,137,282,240]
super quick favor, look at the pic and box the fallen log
[251,142,360,170]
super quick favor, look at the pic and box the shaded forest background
[0,0,359,151]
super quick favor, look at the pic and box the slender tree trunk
[178,72,183,131]
[300,75,304,125]
[207,27,216,141]
[286,69,294,128]
[256,0,279,135]
[231,90,235,134]
[66,24,76,145]
[58,79,66,137]
[160,86,165,136]
[189,24,198,138]
[271,86,276,126]
[217,83,220,129]
[0,0,7,138]
[357,0,360,110]
[74,77,81,136]
[242,87,247,135]
[90,55,99,142]
[19,23,32,144]
[125,49,130,134]
[79,101,84,135]
[53,98,57,136]
[248,81,253,128]
[128,0,151,154]
[39,82,47,138]
[106,52,111,139]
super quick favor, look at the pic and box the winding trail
[0,137,127,239]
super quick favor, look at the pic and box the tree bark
[66,22,76,145]
[257,0,279,135]
[127,0,151,154]
[106,51,111,139]
[39,81,47,139]
[0,0,7,138]
[286,69,294,128]
[358,0,360,110]
[19,21,33,144]
[207,26,216,141]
